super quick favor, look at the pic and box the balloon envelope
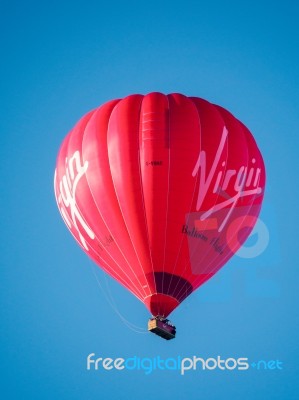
[54,93,265,317]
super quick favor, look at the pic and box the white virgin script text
[192,127,262,232]
[55,151,95,250]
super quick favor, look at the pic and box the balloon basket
[148,317,176,340]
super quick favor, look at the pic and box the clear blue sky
[1,1,298,399]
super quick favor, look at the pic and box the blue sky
[1,1,299,399]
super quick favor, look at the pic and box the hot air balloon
[54,93,265,340]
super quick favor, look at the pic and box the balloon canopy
[54,92,265,318]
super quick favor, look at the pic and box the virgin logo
[192,127,263,232]
[54,151,95,251]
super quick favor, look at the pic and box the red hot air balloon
[54,93,265,340]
